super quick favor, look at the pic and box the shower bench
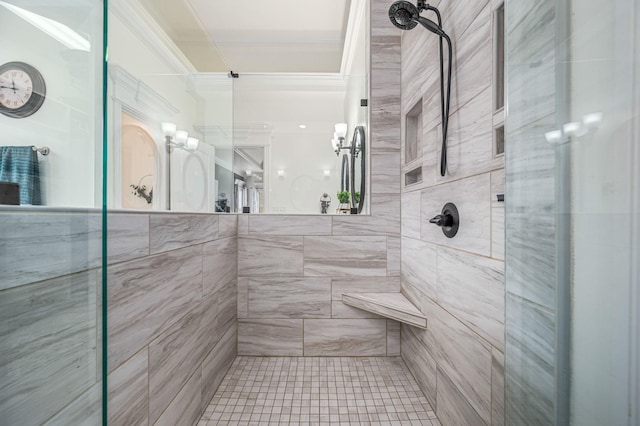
[342,292,427,329]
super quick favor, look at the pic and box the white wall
[0,2,102,207]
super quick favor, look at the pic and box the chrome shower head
[388,1,419,30]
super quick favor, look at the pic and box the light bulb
[334,123,348,138]
[162,122,176,137]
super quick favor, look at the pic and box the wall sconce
[331,123,349,156]
[162,122,199,151]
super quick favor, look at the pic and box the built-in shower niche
[405,99,423,164]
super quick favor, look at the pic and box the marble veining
[149,214,218,254]
[218,214,237,238]
[249,216,331,235]
[203,236,237,297]
[154,369,201,426]
[303,319,387,356]
[201,326,237,412]
[107,348,148,426]
[492,348,505,426]
[436,247,505,350]
[436,367,486,426]
[401,325,437,407]
[107,245,203,371]
[238,319,303,356]
[107,213,149,265]
[0,271,98,426]
[387,320,401,356]
[401,237,438,298]
[247,277,331,319]
[238,235,303,277]
[304,236,387,277]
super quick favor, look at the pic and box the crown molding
[340,0,367,75]
[109,0,197,75]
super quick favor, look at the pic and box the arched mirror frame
[350,126,366,213]
[341,154,350,192]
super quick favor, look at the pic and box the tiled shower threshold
[198,356,439,426]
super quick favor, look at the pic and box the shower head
[388,0,447,37]
[388,1,419,30]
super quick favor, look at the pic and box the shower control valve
[428,202,459,238]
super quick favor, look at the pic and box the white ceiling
[138,0,352,73]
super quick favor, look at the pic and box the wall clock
[0,61,46,118]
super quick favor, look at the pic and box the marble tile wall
[0,210,237,425]
[398,0,506,424]
[236,0,403,358]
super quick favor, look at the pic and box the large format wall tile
[492,348,505,426]
[108,245,203,371]
[331,277,400,299]
[370,151,401,194]
[387,320,400,356]
[149,214,218,254]
[44,382,102,426]
[148,306,204,424]
[401,237,437,299]
[249,216,331,235]
[401,191,422,239]
[238,235,303,276]
[154,369,201,426]
[202,326,237,411]
[0,212,101,290]
[491,169,505,260]
[437,247,505,350]
[303,319,387,356]
[401,325,437,408]
[107,213,149,265]
[217,279,237,334]
[331,301,384,319]
[420,294,493,423]
[386,236,401,277]
[436,367,486,426]
[421,173,492,256]
[108,348,148,426]
[203,236,237,297]
[505,293,555,426]
[218,214,237,238]
[0,270,98,426]
[238,319,303,356]
[304,236,387,277]
[247,277,331,319]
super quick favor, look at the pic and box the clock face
[0,62,46,118]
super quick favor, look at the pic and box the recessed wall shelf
[342,292,427,329]
[405,167,422,186]
[405,99,423,164]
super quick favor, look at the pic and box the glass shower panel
[505,0,639,424]
[0,0,105,424]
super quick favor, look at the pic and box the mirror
[341,154,350,192]
[350,126,365,214]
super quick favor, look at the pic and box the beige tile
[387,320,401,356]
[108,348,148,426]
[150,213,218,254]
[202,326,237,411]
[401,237,438,298]
[401,191,422,239]
[437,247,505,350]
[401,325,437,408]
[331,277,400,300]
[420,173,492,256]
[249,216,331,235]
[0,212,101,290]
[247,277,331,318]
[0,271,98,425]
[203,236,237,297]
[108,245,203,371]
[304,236,387,277]
[237,277,248,319]
[492,348,505,426]
[436,367,486,426]
[386,236,401,277]
[420,295,492,423]
[218,214,237,238]
[108,213,149,264]
[303,319,387,356]
[238,235,303,276]
[154,369,202,426]
[148,306,204,424]
[491,169,505,260]
[238,319,303,356]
